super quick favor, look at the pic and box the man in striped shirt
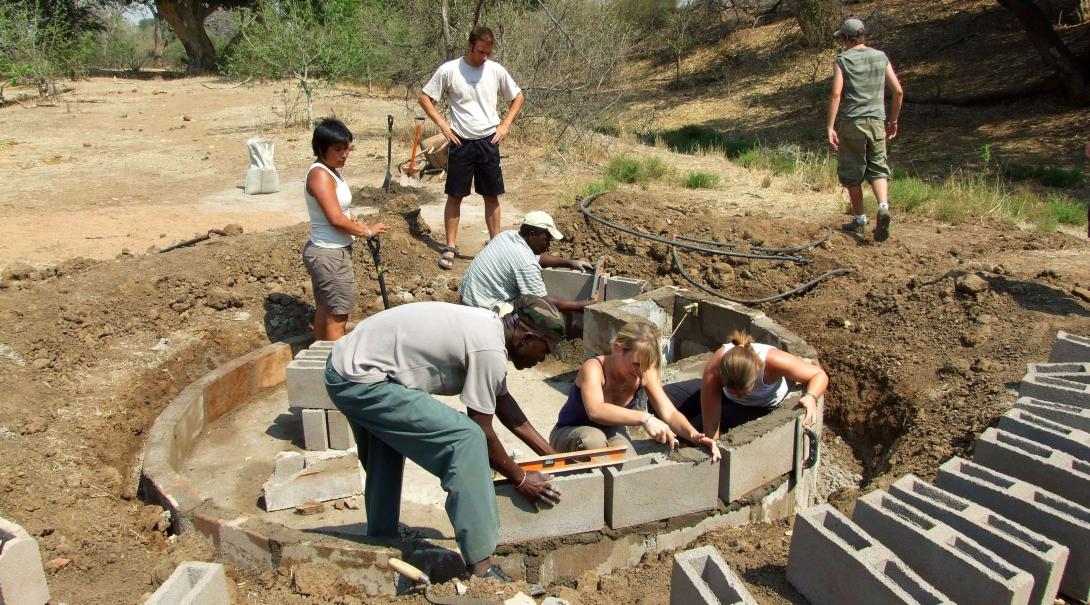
[460,211,596,316]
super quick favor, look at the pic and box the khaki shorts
[549,424,634,455]
[837,117,891,186]
[303,241,355,316]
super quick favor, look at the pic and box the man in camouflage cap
[325,296,565,580]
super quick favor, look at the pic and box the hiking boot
[874,206,891,242]
[841,218,866,235]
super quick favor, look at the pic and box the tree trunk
[441,0,453,61]
[998,0,1090,104]
[152,8,164,68]
[155,0,218,75]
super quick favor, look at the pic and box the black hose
[578,193,811,264]
[677,227,833,254]
[671,246,854,304]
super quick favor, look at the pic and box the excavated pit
[140,281,823,595]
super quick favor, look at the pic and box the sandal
[437,246,457,270]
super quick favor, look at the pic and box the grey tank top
[836,47,889,120]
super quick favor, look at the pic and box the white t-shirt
[304,163,354,248]
[422,58,522,140]
[720,343,789,408]
[330,302,510,414]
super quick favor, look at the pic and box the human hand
[799,395,818,427]
[885,121,899,140]
[516,471,562,507]
[642,415,677,449]
[443,125,462,146]
[369,222,388,237]
[570,259,594,272]
[491,123,510,144]
[691,431,721,462]
[827,129,839,151]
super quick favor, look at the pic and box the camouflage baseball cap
[512,296,565,350]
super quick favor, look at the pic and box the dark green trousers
[324,363,499,564]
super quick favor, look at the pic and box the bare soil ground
[3,3,1090,603]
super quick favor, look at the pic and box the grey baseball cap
[834,18,865,38]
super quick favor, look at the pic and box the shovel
[382,114,394,192]
[388,559,500,605]
[366,235,390,310]
[399,116,426,187]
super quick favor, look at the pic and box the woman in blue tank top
[664,330,828,440]
[550,321,720,461]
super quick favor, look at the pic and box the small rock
[222,223,244,236]
[456,581,468,596]
[397,291,414,303]
[503,592,537,605]
[343,497,360,510]
[182,115,191,121]
[295,500,324,516]
[541,599,571,605]
[954,273,988,296]
[46,557,71,571]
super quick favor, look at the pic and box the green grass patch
[682,171,720,189]
[1043,193,1086,226]
[1002,163,1087,189]
[605,155,670,184]
[575,177,618,199]
[644,124,755,158]
[593,123,621,137]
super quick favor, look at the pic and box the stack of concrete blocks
[145,561,229,605]
[670,546,758,605]
[603,449,719,529]
[787,505,953,605]
[539,268,645,306]
[262,448,364,512]
[0,517,50,605]
[786,330,1090,605]
[285,341,354,451]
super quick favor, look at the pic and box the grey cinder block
[718,415,797,503]
[294,348,331,361]
[1028,362,1090,375]
[604,276,645,301]
[0,517,50,605]
[302,408,329,451]
[1019,371,1090,409]
[495,469,604,543]
[1014,397,1090,433]
[671,545,758,605]
[852,489,1033,605]
[889,474,1069,605]
[1049,331,1090,363]
[145,561,228,605]
[262,449,364,511]
[326,410,353,450]
[541,268,594,301]
[286,359,337,410]
[603,450,718,529]
[786,505,953,605]
[998,409,1090,460]
[974,427,1090,508]
[936,457,1090,602]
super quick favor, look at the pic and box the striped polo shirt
[459,230,547,312]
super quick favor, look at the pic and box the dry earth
[2,5,1090,602]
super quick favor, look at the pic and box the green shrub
[889,177,935,213]
[1043,193,1086,226]
[683,171,719,188]
[1002,163,1086,189]
[642,156,669,179]
[594,124,621,137]
[645,124,754,158]
[606,156,643,183]
[575,178,618,199]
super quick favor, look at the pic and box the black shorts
[445,135,504,198]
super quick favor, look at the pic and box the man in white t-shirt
[419,26,525,271]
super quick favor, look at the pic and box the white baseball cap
[522,211,564,240]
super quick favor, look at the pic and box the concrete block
[583,299,671,357]
[0,517,50,605]
[1049,331,1090,363]
[294,348,331,361]
[786,505,953,605]
[1014,397,1090,433]
[145,561,228,605]
[302,408,329,451]
[603,449,718,529]
[998,409,1090,460]
[670,545,758,605]
[889,474,1069,605]
[974,427,1090,508]
[718,411,797,503]
[603,276,645,301]
[1019,371,1090,409]
[1028,362,1090,375]
[936,457,1090,602]
[495,469,604,544]
[326,410,354,450]
[541,268,594,300]
[852,489,1033,605]
[262,449,364,511]
[309,340,335,350]
[286,359,336,410]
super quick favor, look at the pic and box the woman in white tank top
[663,330,828,440]
[302,119,387,341]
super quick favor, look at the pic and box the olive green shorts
[837,117,891,186]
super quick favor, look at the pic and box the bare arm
[467,407,559,505]
[491,92,525,144]
[418,91,461,146]
[645,371,720,461]
[495,391,554,456]
[827,63,844,150]
[578,359,678,448]
[764,348,828,427]
[699,348,727,440]
[884,63,904,140]
[306,169,384,238]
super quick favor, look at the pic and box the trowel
[388,558,500,605]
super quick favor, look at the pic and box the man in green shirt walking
[827,17,904,242]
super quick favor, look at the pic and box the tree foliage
[0,0,97,99]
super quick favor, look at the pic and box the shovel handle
[389,558,430,585]
[407,117,425,174]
